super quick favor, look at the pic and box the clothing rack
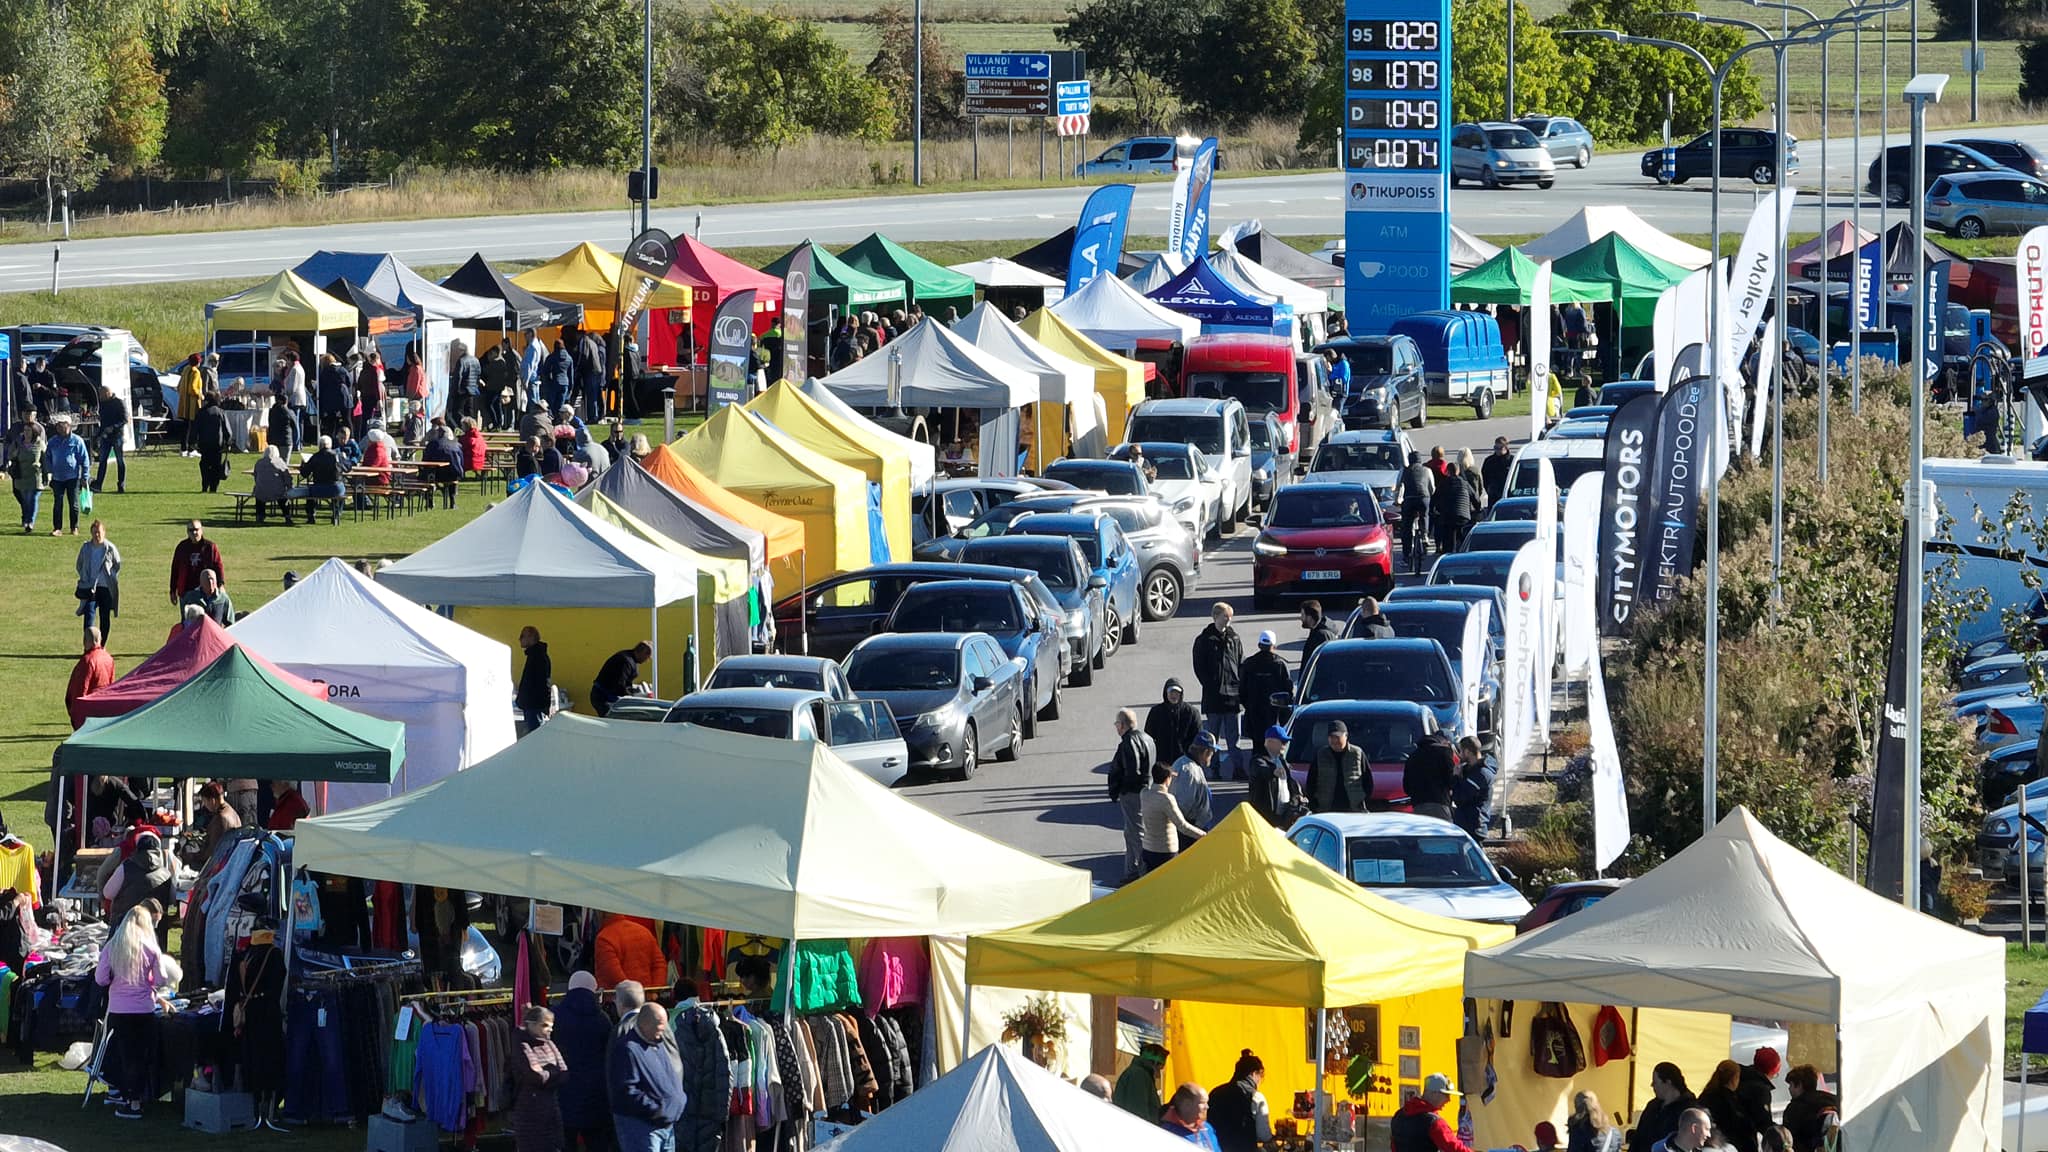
[400,987,512,1007]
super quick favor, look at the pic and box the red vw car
[1251,482,1394,608]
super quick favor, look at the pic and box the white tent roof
[818,1043,1194,1152]
[948,257,1064,290]
[1450,226,1502,273]
[1517,205,1712,270]
[377,481,696,608]
[953,302,1098,438]
[802,380,938,491]
[292,716,1092,938]
[1466,808,2002,1151]
[1208,248,1328,315]
[1050,269,1199,349]
[818,317,1042,410]
[1123,252,1184,294]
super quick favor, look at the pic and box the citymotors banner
[1597,392,1659,636]
[1645,375,1706,606]
[706,289,757,411]
[780,245,812,384]
[1867,534,1912,901]
[1066,184,1136,294]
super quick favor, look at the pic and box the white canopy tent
[1208,248,1328,319]
[818,318,1042,476]
[817,1043,1195,1152]
[1465,808,2002,1152]
[953,302,1099,456]
[802,379,938,492]
[947,257,1065,292]
[292,716,1091,938]
[1048,270,1199,350]
[230,557,515,811]
[1516,205,1713,270]
[1451,226,1503,273]
[1123,252,1185,294]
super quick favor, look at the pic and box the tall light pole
[1901,71,1946,910]
[1852,9,1864,415]
[913,0,925,186]
[1506,0,1517,120]
[641,0,653,235]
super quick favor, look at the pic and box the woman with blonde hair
[1568,1090,1623,1152]
[95,898,181,1119]
[1456,447,1485,514]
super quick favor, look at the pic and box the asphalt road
[901,413,1522,885]
[5,123,2046,293]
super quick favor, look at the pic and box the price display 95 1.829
[1343,20,1445,174]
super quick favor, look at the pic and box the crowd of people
[1392,438,1517,575]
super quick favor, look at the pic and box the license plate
[1304,570,1342,581]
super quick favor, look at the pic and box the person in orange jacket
[593,913,666,992]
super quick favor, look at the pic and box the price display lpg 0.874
[1344,136,1442,171]
[1345,58,1440,91]
[1346,18,1440,51]
[1345,96,1440,130]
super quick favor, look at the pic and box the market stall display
[839,234,977,318]
[576,457,766,657]
[639,443,808,594]
[1049,270,1199,351]
[816,317,1040,478]
[509,241,694,334]
[74,615,325,721]
[1019,309,1145,457]
[747,380,915,562]
[953,303,1099,472]
[676,404,876,580]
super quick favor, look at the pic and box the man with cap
[1738,1048,1785,1152]
[1248,725,1297,826]
[1307,721,1368,813]
[1391,1073,1474,1152]
[1145,679,1203,770]
[1237,630,1293,767]
[1114,1042,1170,1121]
[1168,733,1219,829]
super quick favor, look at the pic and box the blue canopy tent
[2023,989,2048,1151]
[1144,255,1292,337]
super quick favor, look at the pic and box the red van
[1181,334,1304,453]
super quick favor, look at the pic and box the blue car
[1368,601,1498,739]
[1428,550,1519,597]
[1008,511,1143,650]
[960,535,1107,686]
[1298,637,1465,738]
[883,579,1065,732]
[1386,584,1507,664]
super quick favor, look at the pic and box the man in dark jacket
[591,642,651,718]
[316,354,354,439]
[1300,601,1342,669]
[607,1005,686,1152]
[192,395,233,493]
[1307,721,1368,813]
[449,343,482,426]
[1143,679,1202,770]
[554,971,615,1152]
[1629,1063,1697,1152]
[1238,630,1292,749]
[1481,436,1514,507]
[575,331,608,422]
[1249,726,1297,826]
[1404,734,1458,821]
[1450,737,1496,840]
[1351,596,1395,640]
[92,385,128,493]
[1779,1064,1836,1152]
[266,400,297,462]
[1108,708,1157,883]
[481,343,518,431]
[518,626,554,735]
[1191,602,1245,778]
[1207,1051,1272,1152]
[1739,1048,1786,1152]
[1432,461,1474,554]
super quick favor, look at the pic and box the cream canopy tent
[1450,226,1503,273]
[1208,248,1329,319]
[292,716,1091,938]
[947,257,1065,292]
[1465,808,2003,1152]
[1123,252,1185,294]
[1517,205,1713,270]
[230,558,515,811]
[953,302,1098,472]
[817,318,1042,478]
[1048,269,1199,350]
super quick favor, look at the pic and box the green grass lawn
[1429,385,1534,424]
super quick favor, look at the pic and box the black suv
[1950,137,2048,181]
[1641,129,1799,185]
[1866,142,2006,206]
[1317,335,1426,430]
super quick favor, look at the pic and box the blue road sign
[966,53,1051,79]
[1057,80,1092,116]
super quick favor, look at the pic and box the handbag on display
[1529,1002,1586,1078]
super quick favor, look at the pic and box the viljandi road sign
[966,53,1051,78]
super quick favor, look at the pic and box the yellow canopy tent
[582,490,752,682]
[677,405,873,583]
[969,807,1512,1131]
[746,380,912,562]
[511,241,694,331]
[206,270,360,333]
[640,443,809,595]
[1021,308,1146,452]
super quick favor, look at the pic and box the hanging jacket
[1191,624,1244,713]
[672,1004,732,1152]
[553,987,614,1129]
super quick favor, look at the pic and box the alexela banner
[2020,226,2048,374]
[1646,375,1707,606]
[706,289,757,411]
[780,245,813,384]
[1066,183,1136,294]
[1166,138,1219,269]
[1529,261,1552,446]
[1597,392,1659,636]
[617,228,678,346]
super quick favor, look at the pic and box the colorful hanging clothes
[778,939,860,1014]
[858,937,927,1016]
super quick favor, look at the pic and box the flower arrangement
[999,994,1069,1067]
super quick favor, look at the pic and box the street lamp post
[1902,71,1947,911]
[641,0,653,235]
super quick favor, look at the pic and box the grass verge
[2011,942,2048,1074]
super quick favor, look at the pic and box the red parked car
[1251,482,1394,608]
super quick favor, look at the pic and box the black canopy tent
[1819,221,1953,289]
[440,253,584,331]
[321,278,417,337]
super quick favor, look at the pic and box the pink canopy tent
[75,615,325,720]
[1788,221,1878,280]
[648,236,785,366]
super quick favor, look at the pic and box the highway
[1,122,2045,292]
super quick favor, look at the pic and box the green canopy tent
[1450,246,1610,307]
[1550,232,1690,328]
[55,646,405,785]
[763,241,908,318]
[840,233,977,316]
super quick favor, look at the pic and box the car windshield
[706,666,823,692]
[1303,650,1454,704]
[1509,457,1603,497]
[1346,834,1495,887]
[1248,421,1276,450]
[1386,614,1465,662]
[1186,371,1289,414]
[1128,414,1222,454]
[1487,127,1541,149]
[1291,716,1421,763]
[845,649,959,692]
[1023,527,1102,566]
[970,543,1078,589]
[1047,463,1143,495]
[1343,345,1394,374]
[1315,441,1403,473]
[1467,525,1536,553]
[1269,488,1376,528]
[666,707,793,739]
[1433,558,1512,588]
[1094,504,1157,536]
[896,587,1022,633]
[960,502,1043,539]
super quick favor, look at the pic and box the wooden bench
[225,488,341,524]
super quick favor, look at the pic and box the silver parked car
[703,654,852,699]
[662,687,908,786]
[1928,171,2048,239]
[844,631,1029,780]
[1515,115,1595,169]
[1450,122,1556,190]
[925,491,1199,622]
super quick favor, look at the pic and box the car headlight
[1174,496,1195,512]
[1353,538,1388,556]
[1252,534,1287,557]
[1254,466,1272,481]
[1496,159,1511,168]
[1991,818,2015,838]
[914,711,946,729]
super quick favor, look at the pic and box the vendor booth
[817,317,1041,478]
[677,403,875,580]
[954,302,1098,470]
[840,233,977,318]
[948,256,1066,317]
[640,442,809,594]
[1020,308,1145,456]
[203,271,360,381]
[1789,221,1879,281]
[1050,270,1199,352]
[73,615,325,721]
[1519,205,1712,270]
[229,557,515,811]
[290,251,503,416]
[801,379,938,492]
[765,242,907,327]
[1124,252,1183,294]
[509,241,695,336]
[1465,808,2004,1152]
[652,235,784,367]
[746,379,914,561]
[318,277,417,341]
[375,481,704,701]
[439,252,583,334]
[1451,247,1611,307]
[577,456,767,656]
[968,808,1512,1144]
[1208,248,1330,344]
[1146,255,1292,340]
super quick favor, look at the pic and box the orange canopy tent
[639,443,806,591]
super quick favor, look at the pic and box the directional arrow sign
[965,53,1052,78]
[964,59,1053,116]
[1056,80,1092,116]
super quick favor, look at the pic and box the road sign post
[964,53,1053,117]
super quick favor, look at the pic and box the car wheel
[958,723,978,780]
[1101,609,1122,660]
[1537,179,1555,190]
[1123,605,1141,646]
[1409,397,1427,429]
[1885,182,1907,207]
[1480,167,1499,189]
[1144,566,1182,621]
[1575,146,1590,168]
[1039,676,1062,721]
[1021,677,1038,739]
[1955,216,1986,240]
[1071,650,1094,686]
[1671,174,1689,185]
[998,706,1022,761]
[1222,498,1238,536]
[1473,389,1494,419]
[1749,162,1775,185]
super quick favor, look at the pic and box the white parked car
[1126,397,1255,533]
[1285,812,1533,924]
[1111,441,1226,539]
[1305,426,1416,515]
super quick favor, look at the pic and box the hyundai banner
[1066,183,1136,294]
[706,289,757,411]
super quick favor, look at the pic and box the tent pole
[961,980,974,1063]
[799,551,809,655]
[1313,1008,1328,1152]
[2023,1052,2030,1152]
[650,605,661,699]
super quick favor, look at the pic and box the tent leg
[650,605,661,699]
[1313,1008,1328,1152]
[799,551,808,656]
[961,981,974,1063]
[2024,1054,2031,1152]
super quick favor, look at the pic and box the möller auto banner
[1597,392,1659,636]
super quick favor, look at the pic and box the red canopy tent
[75,616,326,720]
[649,236,786,366]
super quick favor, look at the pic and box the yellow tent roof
[677,406,873,582]
[639,444,806,565]
[207,270,359,332]
[968,806,1513,1008]
[511,242,695,311]
[1020,308,1145,445]
[747,381,912,562]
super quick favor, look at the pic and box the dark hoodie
[552,986,614,1129]
[1302,614,1343,669]
[1350,610,1394,640]
[1144,679,1203,767]
[1238,646,1293,736]
[1191,622,1244,714]
[517,641,554,713]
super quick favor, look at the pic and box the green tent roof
[763,242,907,311]
[56,646,404,783]
[840,233,977,309]
[1450,247,1610,306]
[1550,233,1691,326]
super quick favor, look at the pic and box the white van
[1127,397,1254,532]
